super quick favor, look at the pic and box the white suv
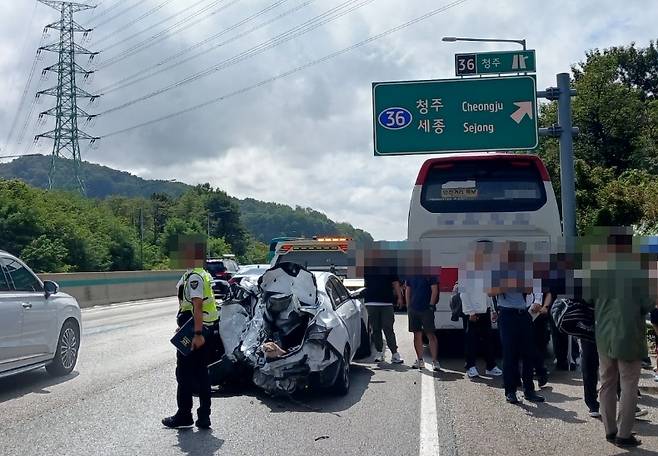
[0,250,81,378]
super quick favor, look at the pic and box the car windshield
[205,262,226,274]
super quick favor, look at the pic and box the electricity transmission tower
[35,0,99,194]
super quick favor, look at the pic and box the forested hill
[0,154,190,198]
[237,198,372,243]
[0,155,372,245]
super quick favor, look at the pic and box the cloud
[1,0,657,240]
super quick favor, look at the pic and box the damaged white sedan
[210,262,370,396]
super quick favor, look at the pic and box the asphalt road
[0,297,656,456]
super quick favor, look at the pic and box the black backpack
[551,298,595,342]
[450,291,463,322]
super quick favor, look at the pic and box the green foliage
[0,156,373,255]
[0,173,371,272]
[208,237,232,258]
[237,198,373,244]
[0,180,140,272]
[20,235,69,273]
[239,238,269,264]
[537,41,658,235]
[0,155,190,198]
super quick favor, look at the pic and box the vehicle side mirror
[44,280,59,298]
[349,287,366,300]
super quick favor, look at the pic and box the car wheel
[45,319,80,377]
[332,347,350,396]
[354,321,371,359]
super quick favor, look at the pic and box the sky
[1,0,657,240]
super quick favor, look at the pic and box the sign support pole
[557,73,577,238]
[538,73,578,238]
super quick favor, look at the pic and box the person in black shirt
[404,263,440,371]
[363,247,404,364]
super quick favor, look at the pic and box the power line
[91,0,142,29]
[98,0,308,93]
[98,0,375,114]
[3,37,44,152]
[89,0,130,23]
[15,95,40,146]
[5,55,39,148]
[92,0,178,45]
[2,1,42,153]
[101,0,468,138]
[96,0,228,60]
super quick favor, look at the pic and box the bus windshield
[420,159,546,213]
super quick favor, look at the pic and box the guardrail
[38,270,184,308]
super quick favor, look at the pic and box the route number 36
[378,107,412,130]
[455,54,477,75]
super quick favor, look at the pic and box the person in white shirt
[457,240,503,379]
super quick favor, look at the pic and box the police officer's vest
[179,268,219,326]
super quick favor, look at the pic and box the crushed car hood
[214,263,349,395]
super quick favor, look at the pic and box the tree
[20,235,69,273]
[537,41,658,234]
[239,238,269,264]
[0,180,44,256]
[208,236,231,257]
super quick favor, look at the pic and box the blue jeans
[498,307,536,395]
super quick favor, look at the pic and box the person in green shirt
[581,229,656,448]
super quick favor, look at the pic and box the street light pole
[139,207,144,269]
[442,36,526,50]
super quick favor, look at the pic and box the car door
[328,277,361,355]
[0,260,24,371]
[2,256,55,361]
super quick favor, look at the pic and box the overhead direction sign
[372,75,538,155]
[455,50,536,76]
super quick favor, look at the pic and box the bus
[407,152,561,330]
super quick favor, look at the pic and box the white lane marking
[420,370,440,456]
[82,297,177,313]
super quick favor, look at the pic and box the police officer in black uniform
[162,239,219,429]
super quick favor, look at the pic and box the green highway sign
[372,75,538,155]
[455,50,536,76]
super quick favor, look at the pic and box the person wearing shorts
[405,274,440,371]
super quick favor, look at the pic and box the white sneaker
[589,410,601,418]
[391,352,404,364]
[466,366,480,378]
[432,361,442,372]
[373,351,384,362]
[486,366,503,376]
[412,359,425,369]
[654,373,658,382]
[635,408,649,418]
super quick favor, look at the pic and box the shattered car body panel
[210,262,368,395]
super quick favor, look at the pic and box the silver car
[213,263,370,395]
[0,250,81,379]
